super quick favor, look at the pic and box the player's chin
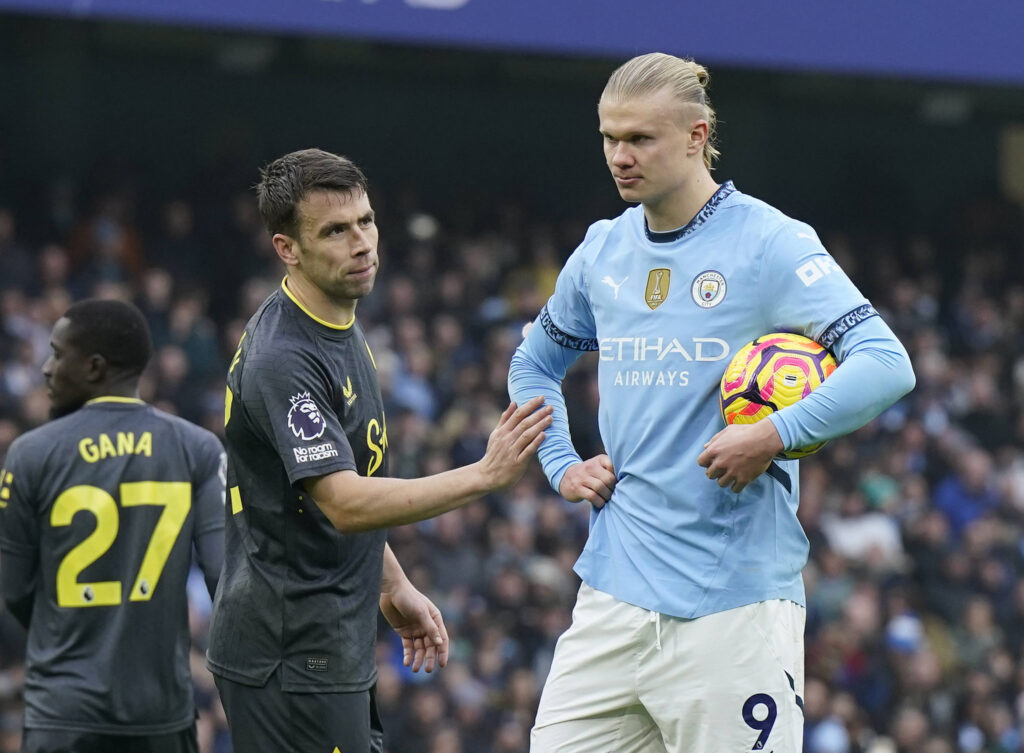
[339,273,376,299]
[614,185,643,202]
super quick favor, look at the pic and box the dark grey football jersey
[207,284,388,692]
[0,400,225,734]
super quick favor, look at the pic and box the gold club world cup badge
[645,268,671,310]
[691,270,727,308]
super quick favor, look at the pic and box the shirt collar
[644,180,736,243]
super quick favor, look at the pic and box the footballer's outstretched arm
[303,397,551,533]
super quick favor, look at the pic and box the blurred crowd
[0,172,1023,753]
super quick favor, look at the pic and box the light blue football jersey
[509,181,914,618]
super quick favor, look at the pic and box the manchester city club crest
[287,392,326,441]
[691,270,727,308]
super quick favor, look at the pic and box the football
[719,332,838,459]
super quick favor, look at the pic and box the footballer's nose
[351,227,373,254]
[610,145,636,168]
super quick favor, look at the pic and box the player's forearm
[304,464,500,533]
[380,543,409,593]
[508,331,583,491]
[770,332,915,450]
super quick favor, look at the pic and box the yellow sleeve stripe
[230,486,243,515]
[225,386,234,427]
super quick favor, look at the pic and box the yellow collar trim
[86,397,145,405]
[281,277,355,330]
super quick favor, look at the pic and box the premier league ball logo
[287,392,326,441]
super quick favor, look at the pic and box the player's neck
[283,274,356,328]
[643,173,719,233]
[87,383,141,403]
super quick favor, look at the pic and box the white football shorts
[531,583,805,753]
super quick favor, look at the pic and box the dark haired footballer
[0,298,225,753]
[206,148,551,753]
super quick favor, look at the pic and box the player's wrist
[380,576,408,598]
[474,458,504,495]
[380,550,410,595]
[759,417,786,455]
[465,450,507,495]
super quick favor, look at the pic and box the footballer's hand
[697,421,784,493]
[480,397,553,491]
[559,455,617,509]
[380,580,449,673]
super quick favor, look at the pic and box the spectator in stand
[932,447,1001,539]
[0,210,32,295]
[67,193,144,288]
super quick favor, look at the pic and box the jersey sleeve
[758,221,916,450]
[0,436,40,557]
[187,427,226,599]
[187,428,227,537]
[544,238,599,344]
[769,313,916,451]
[240,348,357,486]
[759,221,873,341]
[509,245,596,492]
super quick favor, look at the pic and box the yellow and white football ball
[719,333,837,459]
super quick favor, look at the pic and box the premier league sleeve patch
[287,392,327,441]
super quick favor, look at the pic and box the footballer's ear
[84,353,108,384]
[688,119,709,156]
[271,233,301,267]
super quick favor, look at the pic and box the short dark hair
[62,299,153,377]
[256,148,369,238]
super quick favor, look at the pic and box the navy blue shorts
[214,668,383,753]
[22,726,198,753]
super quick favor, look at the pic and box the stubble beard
[327,268,377,306]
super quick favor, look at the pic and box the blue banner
[2,0,1022,85]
